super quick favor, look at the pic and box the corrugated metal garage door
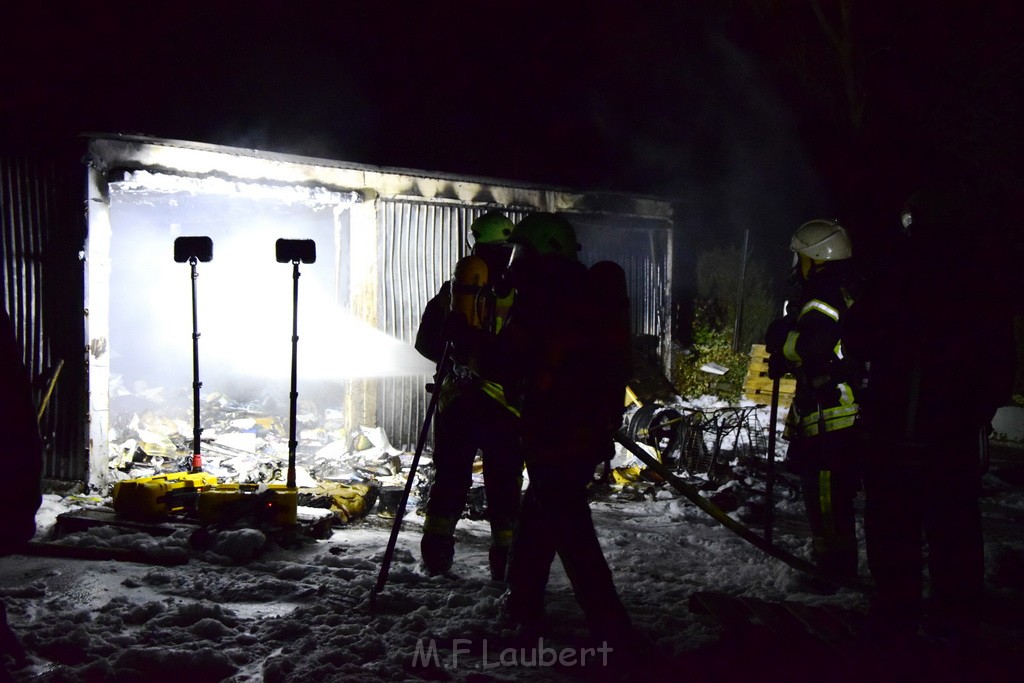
[372,201,671,448]
[374,199,527,448]
[1,154,88,480]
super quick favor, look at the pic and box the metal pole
[370,343,451,607]
[765,377,780,543]
[190,257,203,473]
[287,261,300,489]
[732,229,750,353]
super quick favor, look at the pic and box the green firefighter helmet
[470,211,514,245]
[790,219,852,261]
[507,212,581,260]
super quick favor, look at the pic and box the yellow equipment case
[196,483,298,527]
[112,471,219,519]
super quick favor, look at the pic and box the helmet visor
[508,242,535,269]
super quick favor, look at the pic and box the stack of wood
[742,344,796,409]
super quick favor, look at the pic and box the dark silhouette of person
[0,307,42,554]
[488,212,635,650]
[844,187,1016,654]
[415,211,524,581]
[1,306,43,671]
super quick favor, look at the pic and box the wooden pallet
[743,344,796,409]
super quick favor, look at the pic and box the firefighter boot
[488,529,514,582]
[488,544,509,582]
[421,533,455,575]
[421,515,457,575]
[815,534,858,580]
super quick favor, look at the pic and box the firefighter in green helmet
[487,211,636,650]
[415,210,525,581]
[764,219,864,585]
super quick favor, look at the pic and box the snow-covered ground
[3,398,1024,682]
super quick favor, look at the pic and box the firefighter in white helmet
[765,218,864,585]
[414,210,524,581]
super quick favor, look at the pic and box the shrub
[672,299,750,403]
[672,246,779,402]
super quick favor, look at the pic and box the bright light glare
[106,173,431,410]
[120,170,358,207]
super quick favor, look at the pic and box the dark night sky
[3,0,1022,297]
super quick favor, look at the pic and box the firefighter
[415,210,525,581]
[1,307,42,670]
[489,212,635,648]
[0,307,42,556]
[765,219,863,583]
[844,188,1016,651]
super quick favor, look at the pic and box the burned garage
[80,133,675,494]
[3,3,1024,678]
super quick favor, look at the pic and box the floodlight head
[276,239,316,264]
[174,236,214,263]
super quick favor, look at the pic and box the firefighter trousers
[505,455,631,643]
[422,390,523,576]
[787,428,862,578]
[863,435,983,641]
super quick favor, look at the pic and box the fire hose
[613,431,871,594]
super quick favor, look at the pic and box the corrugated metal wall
[373,200,670,448]
[572,214,672,342]
[374,199,530,448]
[0,154,88,480]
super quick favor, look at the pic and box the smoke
[105,176,432,410]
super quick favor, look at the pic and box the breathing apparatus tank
[451,254,493,331]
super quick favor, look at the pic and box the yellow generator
[196,483,298,528]
[112,471,219,520]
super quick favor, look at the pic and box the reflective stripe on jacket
[782,269,859,437]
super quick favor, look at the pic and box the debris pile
[106,378,423,524]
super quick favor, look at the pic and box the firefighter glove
[764,315,795,355]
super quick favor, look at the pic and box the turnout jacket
[843,238,1015,445]
[414,256,516,415]
[766,264,860,438]
[487,257,632,464]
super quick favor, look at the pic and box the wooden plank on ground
[688,591,758,630]
[690,591,869,662]
[739,596,811,641]
[783,601,862,661]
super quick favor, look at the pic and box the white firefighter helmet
[790,219,852,261]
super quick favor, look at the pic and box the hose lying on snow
[613,431,871,594]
